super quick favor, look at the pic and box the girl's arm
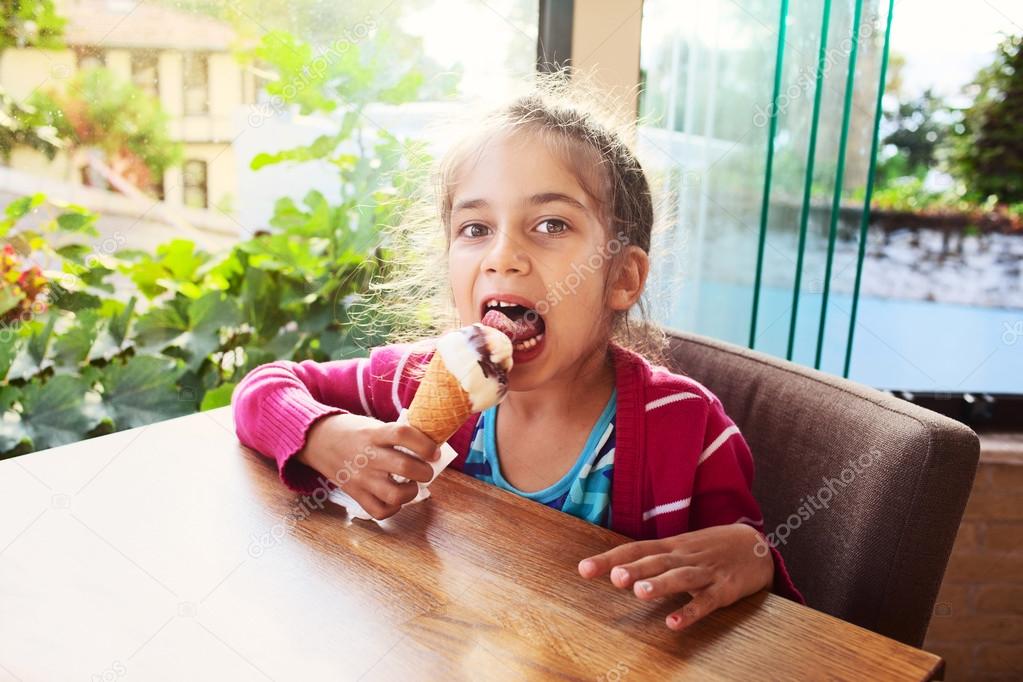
[232,357,370,493]
[231,346,421,494]
[686,401,804,605]
[578,398,805,631]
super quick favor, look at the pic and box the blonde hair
[348,71,671,366]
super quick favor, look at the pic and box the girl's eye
[536,219,568,235]
[459,223,491,238]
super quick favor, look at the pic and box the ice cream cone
[405,323,513,444]
[407,351,474,444]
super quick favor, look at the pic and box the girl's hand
[297,413,441,520]
[577,523,773,631]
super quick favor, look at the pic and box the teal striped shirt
[462,389,616,527]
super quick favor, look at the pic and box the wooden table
[0,408,943,681]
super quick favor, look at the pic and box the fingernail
[578,559,594,575]
[636,580,653,593]
[668,615,680,627]
[611,566,629,584]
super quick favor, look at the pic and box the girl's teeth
[513,333,544,352]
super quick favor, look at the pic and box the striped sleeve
[688,400,805,604]
[231,345,411,494]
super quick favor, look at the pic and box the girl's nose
[480,227,530,276]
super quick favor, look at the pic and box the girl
[232,80,803,631]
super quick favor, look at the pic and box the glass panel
[131,51,160,99]
[183,52,209,115]
[183,159,209,208]
[638,0,888,377]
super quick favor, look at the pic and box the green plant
[875,88,955,189]
[950,33,1023,204]
[0,0,66,160]
[0,0,65,53]
[0,86,63,161]
[28,68,182,193]
[0,30,431,457]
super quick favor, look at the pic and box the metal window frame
[537,0,574,74]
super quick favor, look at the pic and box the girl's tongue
[481,307,544,342]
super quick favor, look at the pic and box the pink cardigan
[232,340,804,604]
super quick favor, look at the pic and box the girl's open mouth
[479,298,546,361]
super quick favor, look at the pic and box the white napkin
[327,409,460,520]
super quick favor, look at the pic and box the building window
[131,51,160,98]
[183,53,209,115]
[75,47,105,70]
[183,160,208,208]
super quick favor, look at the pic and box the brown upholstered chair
[661,328,980,647]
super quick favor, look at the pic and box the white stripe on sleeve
[356,357,372,417]
[697,425,741,466]
[391,347,414,414]
[642,496,692,521]
[645,392,702,412]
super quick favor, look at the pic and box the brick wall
[924,440,1023,681]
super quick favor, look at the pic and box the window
[182,52,209,115]
[131,51,160,98]
[183,160,208,208]
[75,47,105,70]
[639,0,889,381]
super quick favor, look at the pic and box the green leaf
[6,313,57,381]
[56,210,99,235]
[0,286,22,318]
[0,193,46,235]
[98,355,190,430]
[133,292,239,370]
[133,297,189,351]
[5,193,46,220]
[123,239,208,298]
[239,267,284,340]
[0,385,21,412]
[53,308,102,367]
[0,329,21,382]
[45,279,103,312]
[200,382,236,411]
[78,295,136,364]
[0,412,31,456]
[15,375,101,450]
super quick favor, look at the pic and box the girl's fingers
[632,565,713,600]
[371,446,435,483]
[578,539,668,579]
[666,589,719,631]
[384,423,441,462]
[365,473,421,509]
[345,487,391,521]
[607,552,694,589]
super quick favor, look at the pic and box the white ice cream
[435,323,513,412]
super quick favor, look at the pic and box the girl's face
[447,132,631,390]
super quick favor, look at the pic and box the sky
[889,0,1021,99]
[398,0,1019,103]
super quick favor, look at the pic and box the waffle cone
[407,352,474,444]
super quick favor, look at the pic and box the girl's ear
[608,246,649,311]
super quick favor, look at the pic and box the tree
[0,0,66,160]
[0,0,65,53]
[28,68,182,194]
[951,33,1023,204]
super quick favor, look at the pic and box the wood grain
[0,407,944,681]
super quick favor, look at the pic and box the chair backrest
[661,328,979,647]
